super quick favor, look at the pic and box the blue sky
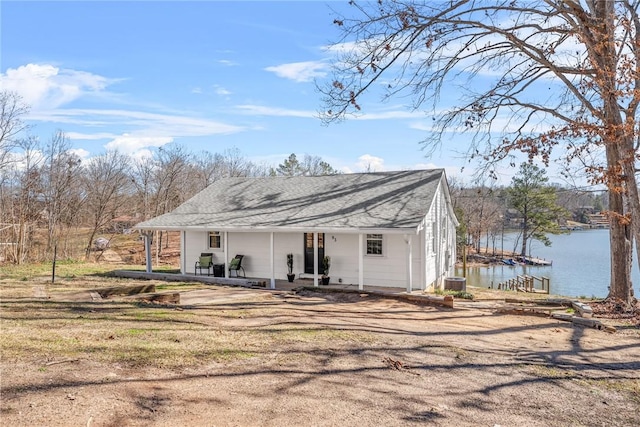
[2,0,524,182]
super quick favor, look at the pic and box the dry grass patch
[0,300,265,368]
[0,294,382,370]
[580,378,640,403]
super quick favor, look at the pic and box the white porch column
[143,231,152,273]
[270,232,275,289]
[180,231,186,274]
[358,233,364,291]
[313,232,319,287]
[224,231,229,278]
[407,234,413,293]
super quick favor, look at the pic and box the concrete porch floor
[114,269,414,294]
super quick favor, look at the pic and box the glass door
[304,233,324,274]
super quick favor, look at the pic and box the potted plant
[321,255,331,285]
[286,253,295,282]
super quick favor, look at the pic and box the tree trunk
[604,137,633,303]
[620,140,639,301]
[608,188,632,302]
[520,221,528,257]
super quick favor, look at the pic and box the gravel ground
[1,288,639,427]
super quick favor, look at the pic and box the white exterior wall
[421,180,458,291]
[323,233,421,288]
[183,230,226,274]
[183,230,424,288]
[179,179,457,289]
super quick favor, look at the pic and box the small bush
[435,289,474,300]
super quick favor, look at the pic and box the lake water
[455,228,640,298]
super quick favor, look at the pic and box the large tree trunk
[608,188,633,302]
[605,140,633,303]
[620,139,639,301]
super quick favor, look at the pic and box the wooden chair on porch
[195,253,214,276]
[228,254,246,278]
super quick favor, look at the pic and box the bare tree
[271,153,339,176]
[0,91,29,172]
[456,184,502,254]
[81,150,131,259]
[130,155,155,221]
[301,154,339,176]
[192,151,225,190]
[149,144,193,253]
[40,131,83,257]
[320,0,640,304]
[219,147,254,178]
[4,136,43,263]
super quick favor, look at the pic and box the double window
[366,234,383,256]
[208,231,222,249]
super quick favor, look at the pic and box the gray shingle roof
[134,169,445,232]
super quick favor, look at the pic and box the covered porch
[138,228,429,292]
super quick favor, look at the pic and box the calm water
[455,228,640,298]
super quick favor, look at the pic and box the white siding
[421,179,458,291]
[184,230,226,274]
[179,178,457,289]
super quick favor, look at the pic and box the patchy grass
[0,283,379,369]
[0,299,267,368]
[435,289,474,300]
[528,365,577,379]
[579,379,640,403]
[271,327,375,344]
[0,262,178,281]
[0,263,203,299]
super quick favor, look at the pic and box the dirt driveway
[1,285,639,427]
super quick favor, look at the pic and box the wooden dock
[516,256,552,266]
[497,274,550,293]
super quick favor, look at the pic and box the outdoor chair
[228,254,246,278]
[195,253,214,276]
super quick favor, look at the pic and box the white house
[134,169,459,292]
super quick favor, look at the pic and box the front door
[304,233,324,274]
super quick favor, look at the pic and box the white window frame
[207,231,223,250]
[365,233,384,257]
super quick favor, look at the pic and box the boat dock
[516,256,552,266]
[497,274,550,293]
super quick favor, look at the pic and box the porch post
[224,231,229,278]
[270,232,275,289]
[313,232,319,287]
[143,231,152,273]
[180,231,186,274]
[407,234,413,293]
[358,233,364,291]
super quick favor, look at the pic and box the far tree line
[0,91,608,270]
[0,142,338,264]
[1,136,602,265]
[451,162,607,260]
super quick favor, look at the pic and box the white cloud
[30,108,245,137]
[412,162,439,170]
[105,134,174,154]
[68,148,90,159]
[216,87,231,96]
[235,104,315,118]
[130,148,154,162]
[265,61,327,83]
[214,86,232,96]
[355,154,385,172]
[66,132,117,140]
[354,110,425,120]
[0,63,118,110]
[191,87,203,94]
[217,59,238,66]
